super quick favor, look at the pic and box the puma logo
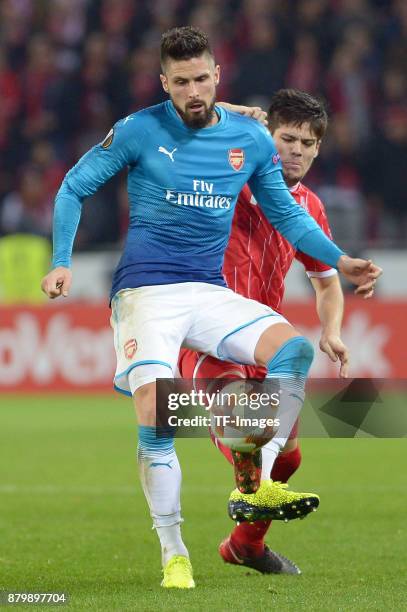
[158,146,177,162]
[149,460,173,469]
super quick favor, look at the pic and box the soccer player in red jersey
[179,89,360,575]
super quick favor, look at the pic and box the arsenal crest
[228,148,245,171]
[124,338,137,360]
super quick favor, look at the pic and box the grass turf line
[0,394,406,611]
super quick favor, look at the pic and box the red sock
[271,445,302,483]
[229,445,302,557]
[230,520,270,558]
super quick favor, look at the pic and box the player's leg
[179,349,262,491]
[271,438,302,482]
[220,436,302,574]
[131,375,194,589]
[111,286,195,588]
[178,349,236,466]
[221,320,317,521]
[179,347,294,572]
[185,284,318,523]
[218,364,302,572]
[262,424,301,481]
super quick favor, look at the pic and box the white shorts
[111,282,288,395]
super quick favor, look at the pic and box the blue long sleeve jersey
[53,101,344,299]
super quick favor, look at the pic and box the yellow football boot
[228,480,319,523]
[161,555,195,589]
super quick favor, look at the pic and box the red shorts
[178,349,299,440]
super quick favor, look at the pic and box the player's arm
[41,119,142,299]
[248,125,382,289]
[216,102,268,126]
[310,274,349,378]
[294,202,349,377]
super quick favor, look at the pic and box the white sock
[156,523,188,566]
[261,374,305,480]
[261,437,286,480]
[138,446,189,565]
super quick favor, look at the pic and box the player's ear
[314,141,321,158]
[214,64,220,86]
[160,73,169,93]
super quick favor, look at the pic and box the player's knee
[297,336,315,372]
[132,382,156,425]
[267,335,314,378]
[129,364,173,424]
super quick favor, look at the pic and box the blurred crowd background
[0,0,406,256]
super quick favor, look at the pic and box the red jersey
[223,183,336,312]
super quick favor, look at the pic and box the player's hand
[319,333,350,378]
[217,102,268,126]
[41,266,72,299]
[337,256,382,299]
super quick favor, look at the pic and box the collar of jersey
[289,181,303,194]
[165,100,226,132]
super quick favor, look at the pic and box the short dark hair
[160,26,213,69]
[268,89,328,140]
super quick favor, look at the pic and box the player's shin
[231,448,262,494]
[263,336,314,478]
[137,425,189,566]
[261,438,283,480]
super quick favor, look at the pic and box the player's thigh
[254,322,301,366]
[111,285,192,395]
[178,349,200,379]
[186,284,288,365]
[180,351,264,382]
[180,350,246,380]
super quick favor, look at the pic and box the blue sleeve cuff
[296,228,345,269]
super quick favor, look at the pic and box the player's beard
[175,96,216,129]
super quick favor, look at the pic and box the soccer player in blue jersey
[41,27,381,589]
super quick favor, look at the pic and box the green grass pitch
[1,394,406,611]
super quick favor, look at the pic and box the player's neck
[208,107,220,126]
[287,180,302,191]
